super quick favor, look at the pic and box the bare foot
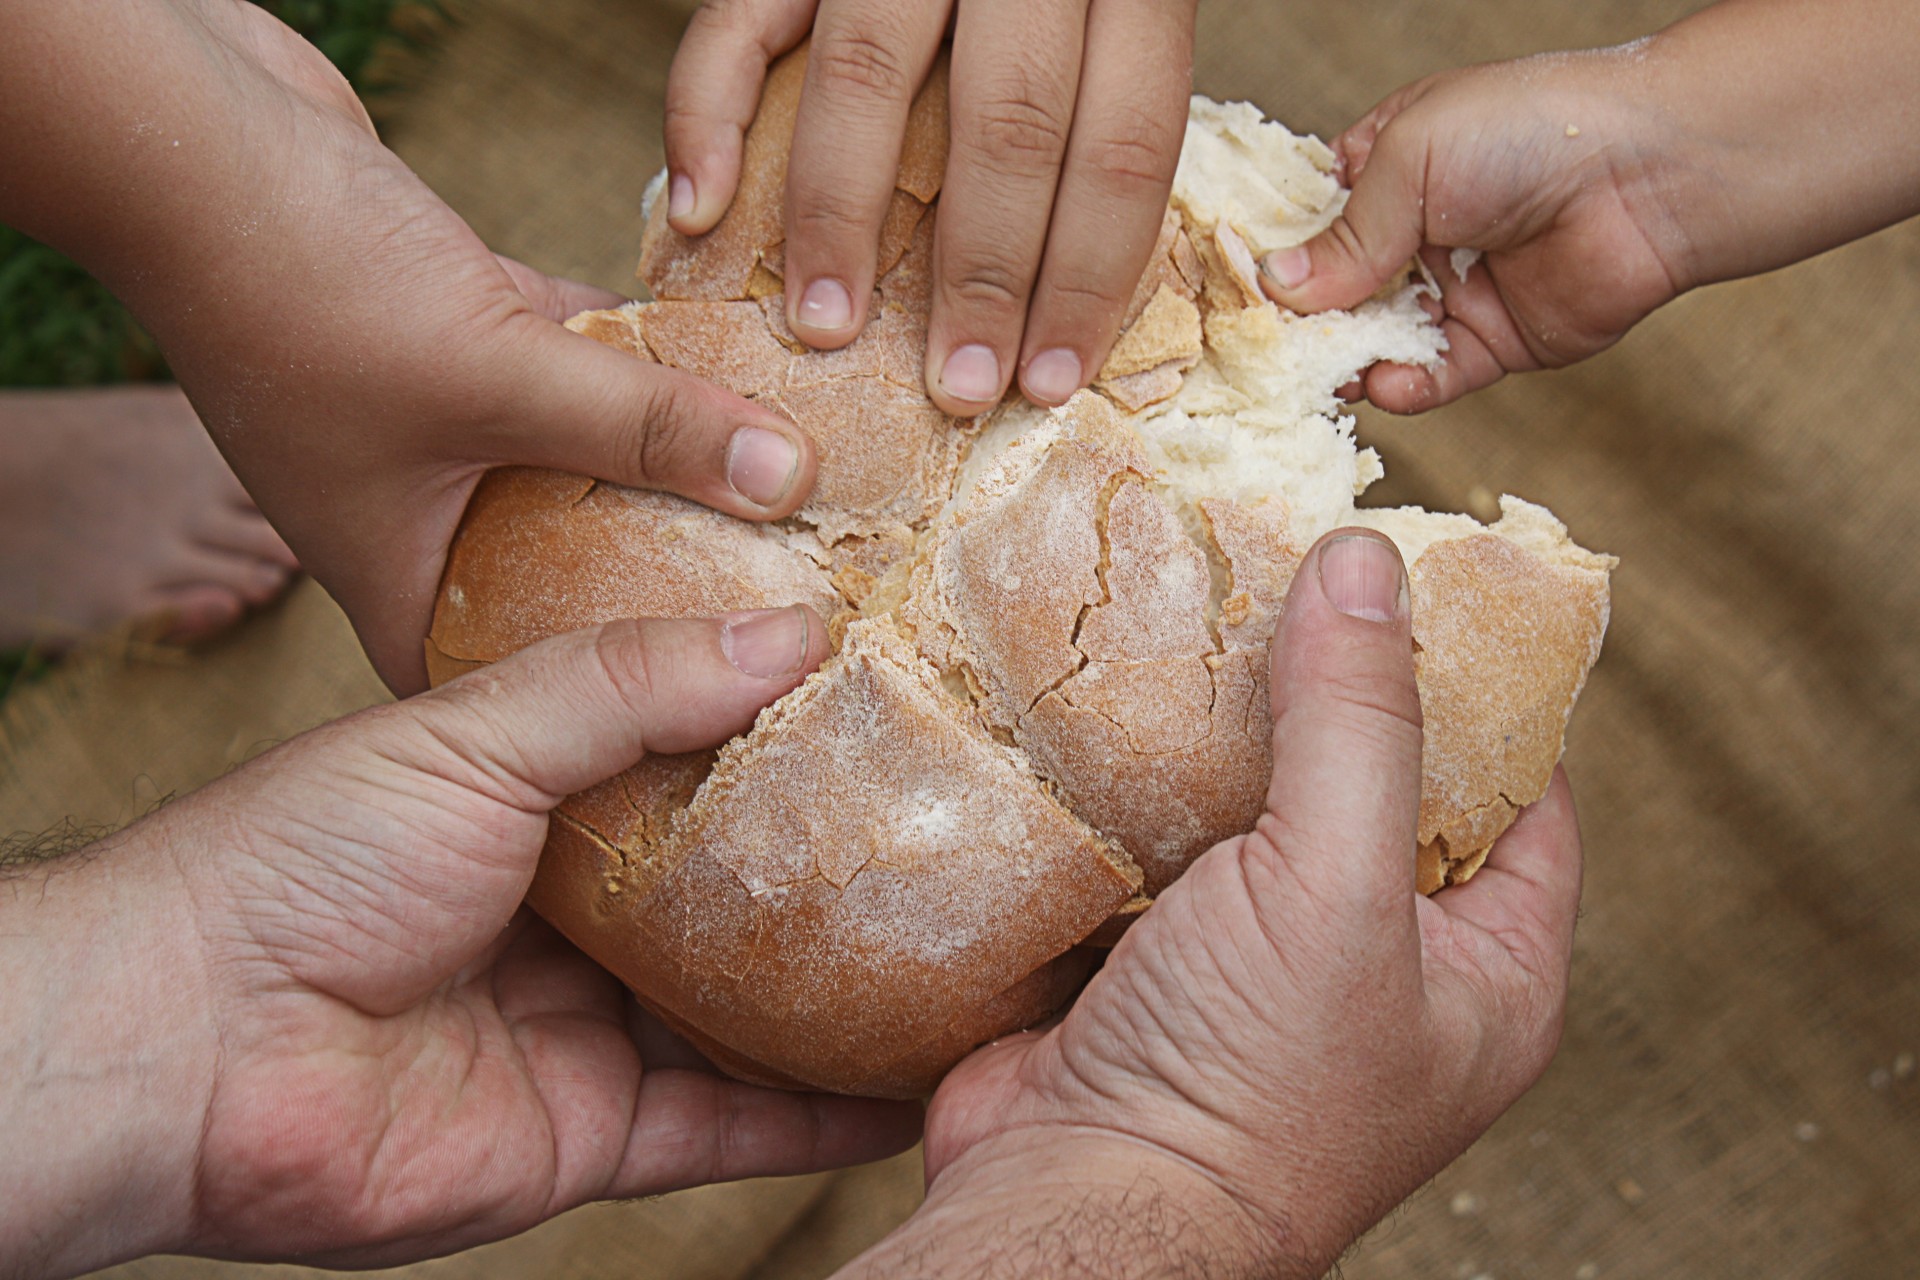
[0,386,299,651]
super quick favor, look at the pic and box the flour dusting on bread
[427,50,1615,1098]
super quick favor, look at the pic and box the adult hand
[663,0,1198,414]
[844,530,1584,1277]
[0,605,918,1279]
[0,0,820,693]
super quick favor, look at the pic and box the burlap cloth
[5,0,1914,1275]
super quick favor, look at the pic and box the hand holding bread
[0,0,820,694]
[0,608,920,1277]
[663,0,1200,414]
[1259,0,1920,412]
[431,47,1617,1098]
[843,528,1584,1278]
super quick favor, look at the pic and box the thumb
[1255,530,1425,919]
[196,609,826,1014]
[1257,116,1430,315]
[407,606,828,806]
[493,320,820,522]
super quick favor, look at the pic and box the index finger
[1427,767,1584,988]
[781,0,950,348]
[662,0,818,235]
[1014,0,1194,408]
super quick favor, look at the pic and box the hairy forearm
[1635,0,1920,288]
[838,1132,1301,1280]
[0,824,214,1279]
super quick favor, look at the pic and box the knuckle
[786,175,880,240]
[1326,215,1372,270]
[619,374,709,486]
[1317,663,1425,735]
[1034,266,1132,318]
[661,99,717,141]
[966,87,1073,173]
[1077,113,1182,197]
[812,28,917,102]
[684,0,783,56]
[591,619,665,721]
[943,249,1033,316]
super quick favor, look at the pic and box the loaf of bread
[426,47,1615,1098]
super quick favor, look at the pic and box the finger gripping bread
[426,45,1615,1098]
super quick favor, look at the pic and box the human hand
[845,530,1583,1277]
[1255,52,1689,414]
[1258,1,1920,416]
[0,0,821,693]
[0,606,918,1278]
[663,0,1199,415]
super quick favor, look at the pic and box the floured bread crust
[426,52,1616,1098]
[529,621,1137,1097]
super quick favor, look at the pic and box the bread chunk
[427,54,1617,1095]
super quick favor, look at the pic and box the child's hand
[664,0,1200,415]
[1260,1,1920,415]
[1257,52,1688,413]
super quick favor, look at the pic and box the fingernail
[1023,348,1082,404]
[938,344,1001,404]
[796,278,854,332]
[726,425,800,507]
[1318,533,1407,623]
[721,606,810,680]
[1262,246,1313,291]
[668,173,695,221]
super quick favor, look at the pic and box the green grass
[1,1,445,690]
[0,228,169,387]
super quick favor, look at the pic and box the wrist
[0,813,220,1277]
[845,1128,1309,1280]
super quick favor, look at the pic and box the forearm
[0,823,215,1279]
[0,1,410,431]
[837,1132,1301,1280]
[1635,0,1920,288]
[2,1,311,292]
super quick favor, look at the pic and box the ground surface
[3,0,1915,1276]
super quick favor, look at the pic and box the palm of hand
[177,720,647,1264]
[159,643,918,1267]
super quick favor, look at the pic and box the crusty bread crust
[425,50,1616,1096]
[529,621,1138,1098]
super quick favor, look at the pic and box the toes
[151,585,246,644]
[166,545,298,609]
[225,555,296,607]
[197,507,301,570]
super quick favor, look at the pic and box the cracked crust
[425,467,846,871]
[428,80,1617,1095]
[530,621,1139,1098]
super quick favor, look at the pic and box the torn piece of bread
[426,49,1616,1098]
